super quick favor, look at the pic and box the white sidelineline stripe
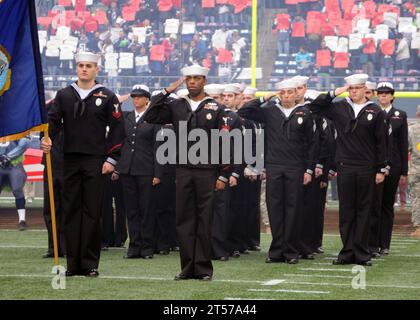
[391,240,419,243]
[261,279,286,286]
[0,273,274,285]
[0,245,45,249]
[224,297,275,300]
[283,281,420,290]
[299,268,354,272]
[248,288,330,294]
[283,273,353,279]
[0,229,47,232]
[393,254,420,258]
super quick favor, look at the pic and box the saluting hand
[166,78,185,94]
[102,162,115,175]
[303,173,312,185]
[40,137,52,154]
[334,86,349,97]
[111,173,119,181]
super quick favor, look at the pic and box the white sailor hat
[131,84,150,98]
[223,83,242,94]
[181,64,209,77]
[377,82,394,92]
[243,86,258,95]
[205,84,225,95]
[365,81,377,90]
[344,73,369,86]
[233,83,246,92]
[177,88,189,97]
[304,89,321,101]
[275,78,299,90]
[291,75,309,86]
[75,52,100,64]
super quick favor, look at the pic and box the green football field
[0,230,419,300]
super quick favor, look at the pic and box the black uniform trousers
[337,164,376,263]
[63,154,105,272]
[315,185,328,250]
[369,168,401,252]
[211,187,231,259]
[176,167,217,278]
[102,174,127,247]
[228,180,247,253]
[121,174,156,257]
[266,164,304,261]
[155,171,177,251]
[301,177,328,255]
[43,171,65,256]
[245,178,262,249]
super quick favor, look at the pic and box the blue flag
[0,0,46,141]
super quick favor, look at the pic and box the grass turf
[0,230,419,300]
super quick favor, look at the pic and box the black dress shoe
[170,246,180,252]
[231,250,241,258]
[301,254,315,260]
[174,273,190,281]
[197,275,212,281]
[65,270,80,277]
[141,255,153,259]
[380,248,389,255]
[248,246,261,251]
[42,252,65,259]
[315,247,324,254]
[84,269,99,277]
[265,257,284,263]
[42,252,54,259]
[286,258,299,264]
[371,252,381,259]
[240,249,250,254]
[158,250,170,255]
[357,260,372,266]
[332,259,352,265]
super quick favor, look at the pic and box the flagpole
[251,0,258,88]
[44,127,59,266]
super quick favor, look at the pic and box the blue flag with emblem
[0,0,46,141]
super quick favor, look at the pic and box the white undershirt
[189,99,203,112]
[78,88,93,100]
[383,105,392,113]
[279,105,298,118]
[351,103,366,118]
[135,110,145,122]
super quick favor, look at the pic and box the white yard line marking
[0,245,45,249]
[284,281,420,290]
[299,268,354,272]
[261,279,286,286]
[224,297,275,300]
[393,254,420,258]
[283,273,353,279]
[248,288,330,294]
[0,229,47,232]
[0,273,274,285]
